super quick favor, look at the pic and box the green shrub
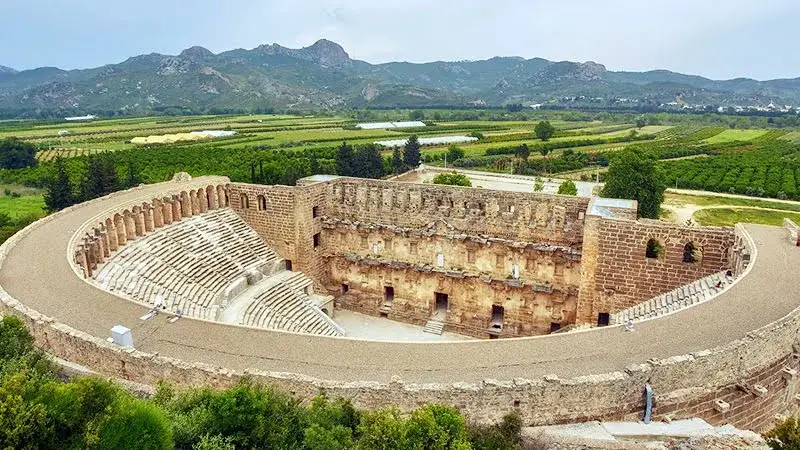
[468,413,523,450]
[405,404,471,450]
[356,408,407,450]
[0,315,34,362]
[91,399,173,450]
[432,173,471,187]
[765,415,800,449]
[557,180,578,196]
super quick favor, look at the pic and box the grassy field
[693,207,800,227]
[664,193,800,213]
[0,194,46,219]
[703,129,767,144]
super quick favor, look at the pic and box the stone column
[162,200,172,225]
[133,207,145,237]
[93,239,104,265]
[94,229,108,259]
[190,190,200,215]
[180,191,192,218]
[124,212,136,241]
[217,185,227,208]
[143,204,154,233]
[105,218,118,252]
[114,215,127,247]
[152,200,164,228]
[198,189,208,213]
[207,187,218,210]
[171,197,182,222]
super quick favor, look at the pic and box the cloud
[1,0,798,80]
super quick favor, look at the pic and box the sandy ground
[332,310,474,342]
[397,165,601,197]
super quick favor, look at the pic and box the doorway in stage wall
[434,292,449,319]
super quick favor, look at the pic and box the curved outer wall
[0,180,798,431]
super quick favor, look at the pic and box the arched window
[240,193,250,209]
[683,242,701,264]
[645,238,663,259]
[257,195,267,211]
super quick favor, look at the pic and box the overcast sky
[2,0,798,80]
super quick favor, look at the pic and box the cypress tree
[391,147,404,174]
[43,157,74,211]
[336,141,354,176]
[403,135,421,168]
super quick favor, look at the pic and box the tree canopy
[601,148,666,218]
[534,121,555,142]
[335,141,385,179]
[0,138,37,170]
[43,156,74,212]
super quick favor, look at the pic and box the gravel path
[1,183,799,384]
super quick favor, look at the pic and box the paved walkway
[1,181,799,384]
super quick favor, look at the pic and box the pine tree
[403,135,421,168]
[391,147,404,174]
[43,157,74,211]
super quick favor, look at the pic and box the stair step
[423,319,445,335]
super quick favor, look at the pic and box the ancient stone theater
[1,173,799,431]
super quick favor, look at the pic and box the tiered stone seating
[611,271,733,324]
[241,271,343,336]
[94,209,281,321]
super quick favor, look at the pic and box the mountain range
[1,39,798,117]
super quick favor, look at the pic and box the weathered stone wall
[228,183,297,262]
[329,256,578,338]
[228,182,330,290]
[324,178,590,246]
[321,218,581,337]
[576,216,735,324]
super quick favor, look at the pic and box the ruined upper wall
[577,216,736,323]
[323,178,591,246]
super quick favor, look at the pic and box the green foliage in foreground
[765,415,800,450]
[433,173,472,187]
[0,315,523,449]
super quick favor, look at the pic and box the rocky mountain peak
[179,46,215,60]
[0,65,18,74]
[305,39,350,67]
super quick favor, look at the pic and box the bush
[0,315,34,362]
[432,173,472,187]
[91,399,173,450]
[468,413,523,450]
[446,145,465,162]
[557,180,578,196]
[764,415,800,449]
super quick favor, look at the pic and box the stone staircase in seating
[611,271,733,325]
